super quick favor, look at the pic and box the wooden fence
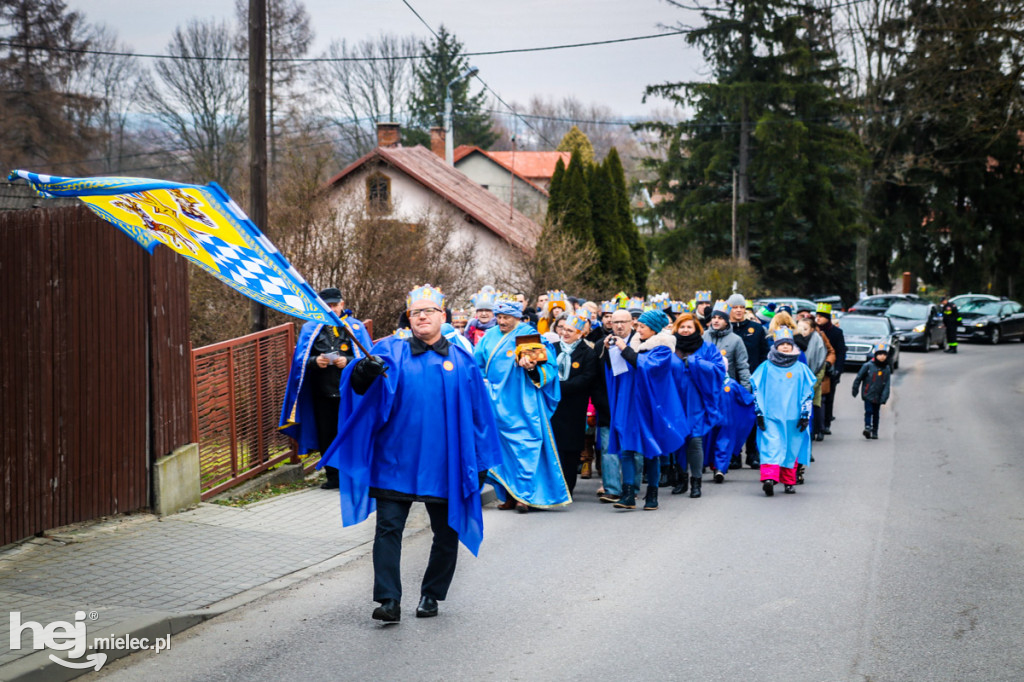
[0,205,191,547]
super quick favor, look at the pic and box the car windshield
[859,298,889,307]
[886,302,929,319]
[960,301,1001,315]
[839,318,890,336]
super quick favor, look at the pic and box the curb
[1,487,497,681]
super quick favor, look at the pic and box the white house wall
[454,155,547,222]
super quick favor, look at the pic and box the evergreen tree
[546,157,566,225]
[639,0,866,300]
[557,125,595,165]
[589,160,633,291]
[406,25,496,150]
[606,147,646,294]
[559,151,595,249]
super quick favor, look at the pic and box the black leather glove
[797,416,809,432]
[756,415,766,431]
[350,355,387,395]
[851,385,858,398]
[824,361,833,375]
[478,470,488,489]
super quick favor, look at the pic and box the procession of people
[282,284,870,621]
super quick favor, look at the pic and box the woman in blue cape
[605,309,689,511]
[751,328,816,496]
[668,312,725,497]
[320,285,501,622]
[474,300,570,512]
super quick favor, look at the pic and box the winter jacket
[702,326,751,389]
[732,320,771,371]
[852,360,891,404]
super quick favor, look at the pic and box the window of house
[366,173,390,213]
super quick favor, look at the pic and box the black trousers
[744,424,759,463]
[372,499,459,604]
[824,386,837,427]
[313,396,340,485]
[558,448,580,495]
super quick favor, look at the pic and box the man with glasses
[279,287,372,489]
[320,284,500,623]
[475,299,570,513]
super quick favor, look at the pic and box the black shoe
[713,470,725,484]
[870,430,878,439]
[823,427,832,435]
[784,484,796,494]
[863,428,872,439]
[416,596,438,618]
[671,477,688,495]
[729,456,743,470]
[689,476,702,498]
[814,433,824,442]
[796,464,805,485]
[643,486,659,511]
[763,480,775,497]
[599,493,620,504]
[613,484,636,509]
[658,470,670,488]
[320,480,339,490]
[372,599,401,622]
[748,460,760,469]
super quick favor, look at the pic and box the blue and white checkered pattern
[193,233,306,313]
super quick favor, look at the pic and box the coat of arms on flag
[9,171,338,325]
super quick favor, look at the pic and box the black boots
[372,599,401,622]
[643,486,659,510]
[613,484,636,509]
[863,427,872,439]
[870,430,878,439]
[796,464,805,485]
[671,476,688,495]
[784,484,796,494]
[689,476,702,498]
[763,480,775,497]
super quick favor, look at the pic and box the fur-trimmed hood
[629,330,676,353]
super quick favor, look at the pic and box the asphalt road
[93,342,1024,682]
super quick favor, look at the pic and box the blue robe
[278,317,373,454]
[751,360,816,469]
[474,323,570,507]
[605,345,689,459]
[320,335,501,555]
[707,378,757,471]
[672,342,726,439]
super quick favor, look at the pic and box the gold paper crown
[407,284,445,309]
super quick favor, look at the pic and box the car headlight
[912,324,926,333]
[974,322,986,327]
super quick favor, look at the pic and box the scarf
[558,339,580,380]
[674,331,703,355]
[768,346,800,368]
[468,317,496,332]
[708,325,732,339]
[793,333,810,351]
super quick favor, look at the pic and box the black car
[847,293,924,317]
[837,314,901,370]
[956,299,1024,344]
[884,301,946,351]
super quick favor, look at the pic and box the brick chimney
[430,126,446,158]
[376,122,400,148]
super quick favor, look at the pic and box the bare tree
[142,18,248,189]
[314,33,418,162]
[495,221,603,303]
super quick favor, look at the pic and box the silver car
[838,314,901,370]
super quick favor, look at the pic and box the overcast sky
[70,0,706,119]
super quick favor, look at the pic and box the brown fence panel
[191,323,297,499]
[0,205,191,546]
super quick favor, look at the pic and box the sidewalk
[1,484,493,681]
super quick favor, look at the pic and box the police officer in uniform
[941,297,961,353]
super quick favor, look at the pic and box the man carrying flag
[278,287,372,489]
[321,284,501,622]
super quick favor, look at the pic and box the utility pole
[248,0,268,333]
[731,169,738,260]
[445,66,479,165]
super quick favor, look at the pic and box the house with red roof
[452,145,550,221]
[324,124,543,283]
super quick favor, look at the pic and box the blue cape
[672,342,726,439]
[751,360,816,468]
[320,335,501,556]
[706,378,757,470]
[605,345,689,459]
[278,318,372,454]
[474,323,570,507]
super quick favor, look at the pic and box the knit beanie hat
[726,293,746,309]
[711,301,731,320]
[637,309,670,334]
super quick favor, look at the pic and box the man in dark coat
[550,312,599,496]
[727,293,770,468]
[941,297,961,353]
[815,303,846,435]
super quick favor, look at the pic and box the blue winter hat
[711,301,731,320]
[494,300,522,317]
[772,327,796,346]
[637,309,670,333]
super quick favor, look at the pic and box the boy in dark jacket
[851,343,892,440]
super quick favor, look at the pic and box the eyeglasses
[408,308,443,318]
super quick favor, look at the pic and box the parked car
[848,293,924,317]
[950,293,1000,309]
[956,299,1024,344]
[755,297,817,315]
[884,300,946,351]
[810,294,845,311]
[837,314,901,370]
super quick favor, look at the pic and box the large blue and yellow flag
[9,171,340,326]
